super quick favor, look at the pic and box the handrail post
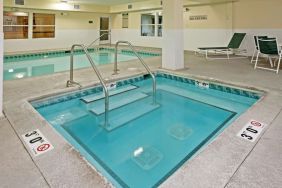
[113,41,157,104]
[66,44,109,128]
[113,42,119,75]
[88,32,111,49]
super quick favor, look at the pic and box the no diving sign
[237,120,267,142]
[22,129,54,156]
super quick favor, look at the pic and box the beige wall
[3,0,110,13]
[233,0,282,29]
[111,3,232,31]
[110,0,161,13]
[3,7,109,30]
[3,6,111,52]
[184,3,232,29]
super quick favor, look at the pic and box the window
[141,12,162,37]
[122,13,129,28]
[33,13,55,38]
[141,14,155,36]
[3,12,28,39]
[157,13,162,37]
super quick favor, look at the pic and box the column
[162,0,184,70]
[0,0,3,117]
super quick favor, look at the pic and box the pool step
[81,84,138,103]
[100,98,160,131]
[89,92,149,115]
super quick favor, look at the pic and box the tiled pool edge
[4,47,160,63]
[30,71,263,109]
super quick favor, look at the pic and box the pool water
[34,73,260,188]
[4,49,155,80]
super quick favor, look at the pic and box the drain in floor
[132,146,163,170]
[168,124,193,140]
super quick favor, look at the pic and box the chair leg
[276,54,281,74]
[254,52,260,69]
[268,57,274,67]
[251,50,257,64]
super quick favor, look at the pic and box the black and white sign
[22,129,54,156]
[237,120,266,142]
[106,82,117,90]
[195,81,209,89]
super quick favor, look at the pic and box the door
[99,17,110,44]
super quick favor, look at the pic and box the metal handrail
[113,41,156,104]
[88,32,111,49]
[66,44,109,128]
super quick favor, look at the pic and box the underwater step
[158,84,254,112]
[102,101,160,131]
[89,92,149,115]
[81,84,138,103]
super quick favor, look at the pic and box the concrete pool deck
[1,50,282,188]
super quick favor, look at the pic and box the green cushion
[258,39,279,55]
[227,33,246,49]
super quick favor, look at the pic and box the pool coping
[2,63,282,188]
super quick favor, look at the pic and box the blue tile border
[156,72,261,100]
[4,47,160,63]
[208,81,260,99]
[31,72,262,109]
[31,75,145,109]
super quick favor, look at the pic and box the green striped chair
[196,33,247,60]
[254,38,281,74]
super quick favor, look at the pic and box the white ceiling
[68,0,152,5]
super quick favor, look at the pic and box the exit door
[100,17,110,44]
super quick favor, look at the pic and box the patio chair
[195,33,247,60]
[254,38,281,74]
[250,36,268,64]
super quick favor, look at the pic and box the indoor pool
[4,48,159,80]
[32,72,261,188]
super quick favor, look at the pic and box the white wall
[111,29,163,48]
[4,29,100,52]
[111,28,232,51]
[234,29,282,56]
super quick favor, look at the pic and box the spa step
[89,92,149,115]
[101,99,160,131]
[81,84,137,103]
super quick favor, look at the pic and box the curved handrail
[88,32,111,49]
[113,41,156,104]
[66,44,109,128]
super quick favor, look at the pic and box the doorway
[99,17,110,44]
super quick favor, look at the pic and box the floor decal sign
[237,120,267,142]
[22,129,54,156]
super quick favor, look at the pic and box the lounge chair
[254,38,281,74]
[250,36,268,64]
[195,33,247,60]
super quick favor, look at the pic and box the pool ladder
[66,44,110,128]
[113,41,156,104]
[66,41,156,129]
